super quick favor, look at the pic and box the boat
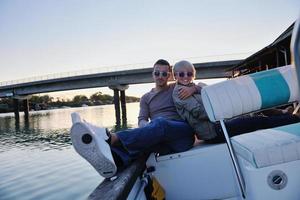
[87,17,300,200]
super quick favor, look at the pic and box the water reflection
[0,115,71,153]
[0,103,139,153]
[0,103,140,200]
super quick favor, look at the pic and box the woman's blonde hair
[173,60,196,79]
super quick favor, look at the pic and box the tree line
[0,92,140,113]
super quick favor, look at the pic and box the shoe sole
[70,122,117,178]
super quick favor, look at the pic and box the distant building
[230,22,294,76]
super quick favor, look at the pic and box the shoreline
[0,102,140,118]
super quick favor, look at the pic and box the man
[70,59,200,178]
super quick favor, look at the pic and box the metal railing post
[220,119,246,198]
[291,15,300,88]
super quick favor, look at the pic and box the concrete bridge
[0,60,241,123]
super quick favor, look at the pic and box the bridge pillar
[12,95,31,121]
[13,98,20,121]
[23,99,29,120]
[109,85,129,126]
[113,89,121,125]
[120,90,127,125]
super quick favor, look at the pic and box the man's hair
[154,59,172,72]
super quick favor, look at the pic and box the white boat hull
[146,143,242,200]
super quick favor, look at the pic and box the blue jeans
[111,117,194,167]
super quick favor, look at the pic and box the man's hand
[178,85,198,100]
[138,120,149,128]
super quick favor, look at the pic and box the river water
[0,103,140,200]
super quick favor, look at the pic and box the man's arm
[177,82,207,100]
[138,120,149,128]
[138,94,150,128]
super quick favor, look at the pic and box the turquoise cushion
[201,65,297,122]
[250,69,290,109]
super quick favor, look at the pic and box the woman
[172,60,300,143]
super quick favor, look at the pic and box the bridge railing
[0,53,251,87]
[0,62,152,87]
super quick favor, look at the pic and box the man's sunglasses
[153,71,169,77]
[176,71,194,78]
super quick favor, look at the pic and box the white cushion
[231,122,300,168]
[202,65,299,122]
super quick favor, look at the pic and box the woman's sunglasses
[153,71,169,77]
[176,71,194,78]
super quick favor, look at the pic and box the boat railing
[88,154,148,200]
[291,14,300,88]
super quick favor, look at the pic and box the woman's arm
[173,84,208,120]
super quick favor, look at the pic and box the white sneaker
[71,112,83,124]
[84,122,109,141]
[70,115,117,178]
[71,112,109,140]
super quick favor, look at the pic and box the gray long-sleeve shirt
[138,83,182,125]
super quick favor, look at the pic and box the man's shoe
[71,112,83,124]
[70,120,117,178]
[84,122,110,141]
[71,112,110,141]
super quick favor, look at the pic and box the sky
[0,0,299,98]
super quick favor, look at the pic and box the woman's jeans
[206,114,300,144]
